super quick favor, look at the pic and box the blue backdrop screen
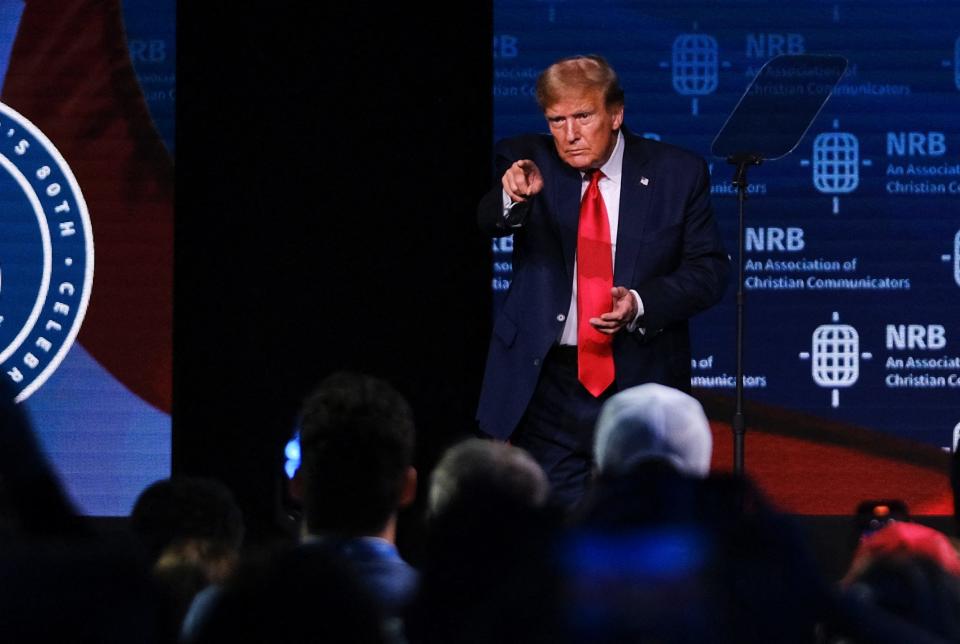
[492,2,960,456]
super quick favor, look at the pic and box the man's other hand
[502,159,544,203]
[590,286,638,335]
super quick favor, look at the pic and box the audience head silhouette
[593,383,712,479]
[296,371,417,539]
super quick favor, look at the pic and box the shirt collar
[303,533,395,549]
[584,130,624,184]
[302,534,401,558]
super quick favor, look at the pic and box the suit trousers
[510,344,613,509]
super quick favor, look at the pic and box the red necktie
[577,170,615,397]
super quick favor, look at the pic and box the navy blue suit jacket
[476,130,729,440]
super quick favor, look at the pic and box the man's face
[544,88,624,170]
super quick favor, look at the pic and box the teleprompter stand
[710,54,848,475]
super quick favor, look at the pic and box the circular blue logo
[0,102,93,402]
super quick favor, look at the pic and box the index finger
[515,160,537,176]
[599,312,626,322]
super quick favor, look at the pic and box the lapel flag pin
[640,176,649,186]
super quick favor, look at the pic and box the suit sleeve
[632,159,730,332]
[476,138,533,237]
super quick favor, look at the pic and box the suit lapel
[614,134,654,284]
[553,160,582,284]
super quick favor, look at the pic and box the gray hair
[594,384,712,478]
[428,438,549,517]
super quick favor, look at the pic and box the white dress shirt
[502,131,644,345]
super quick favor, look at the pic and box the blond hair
[535,54,625,111]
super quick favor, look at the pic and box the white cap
[594,383,712,478]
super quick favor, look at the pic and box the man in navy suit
[476,55,729,506]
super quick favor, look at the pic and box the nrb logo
[0,102,93,402]
[798,312,873,408]
[800,119,872,214]
[943,230,960,288]
[671,33,718,116]
[955,36,960,91]
[955,231,960,287]
[812,131,860,196]
[660,30,730,117]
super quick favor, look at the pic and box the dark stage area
[174,4,494,544]
[171,1,958,560]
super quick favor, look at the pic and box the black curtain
[175,3,494,544]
